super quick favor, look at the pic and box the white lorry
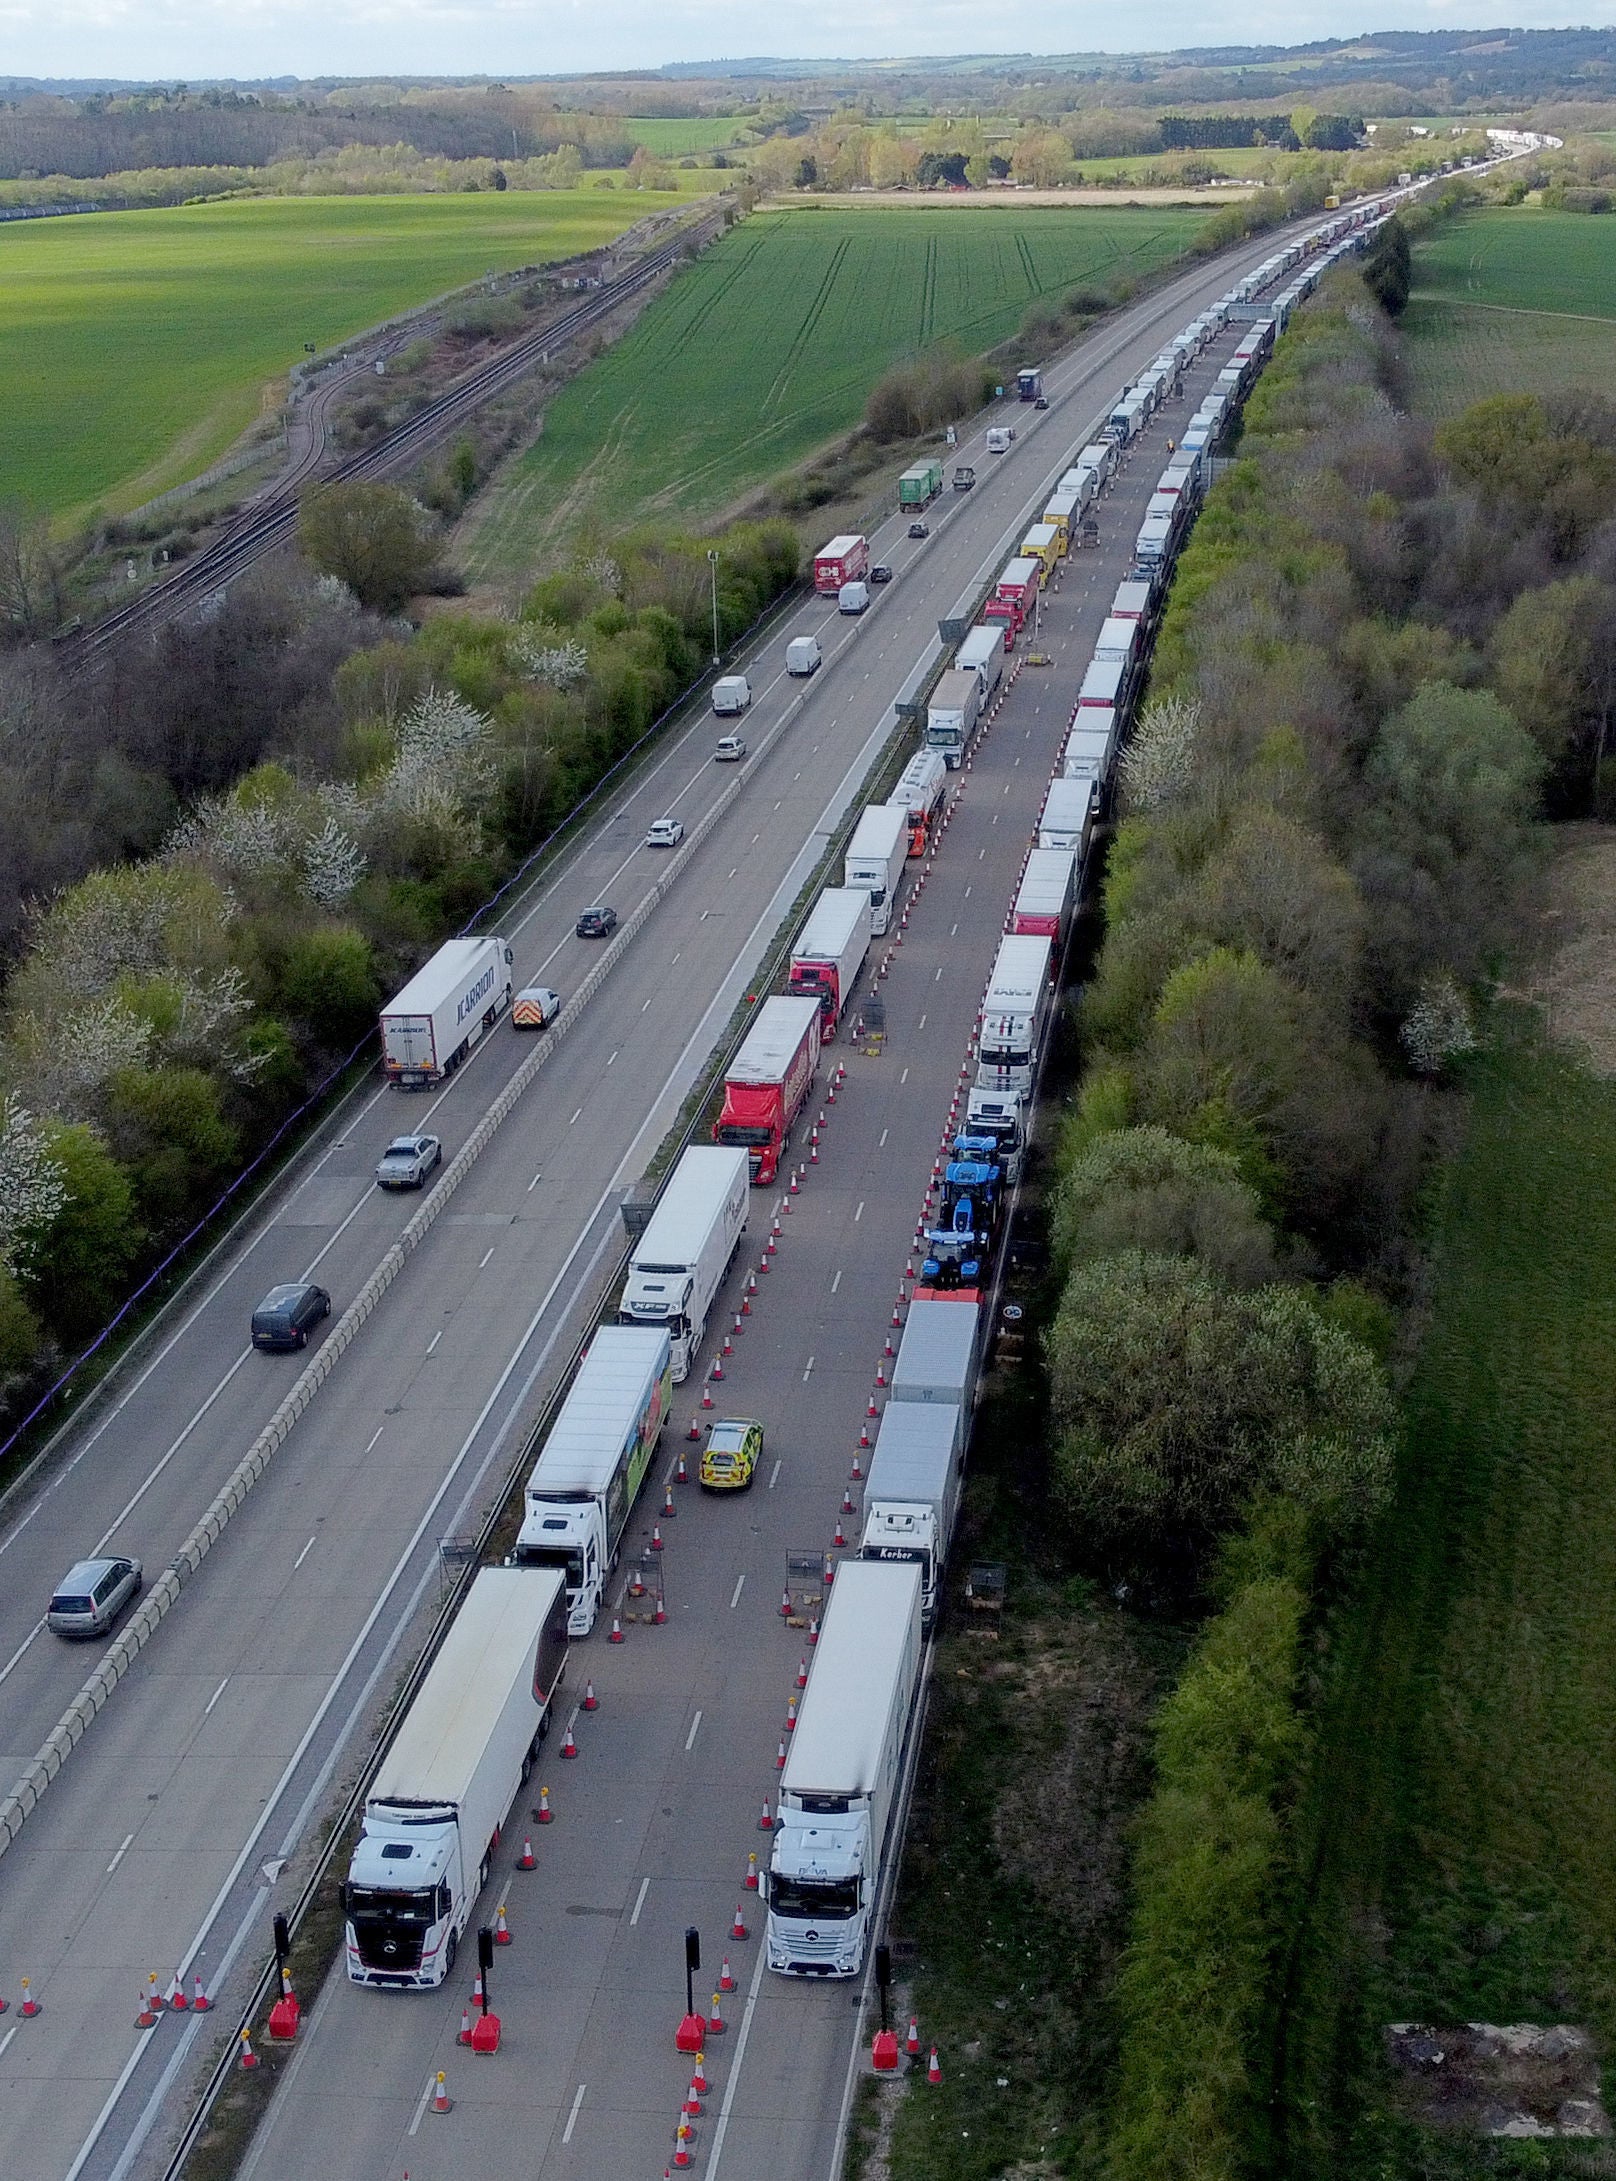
[764,1560,924,1977]
[380,936,514,1089]
[965,1082,1028,1182]
[977,932,1053,1091]
[618,1147,748,1382]
[344,1567,569,1989]
[511,1326,673,1635]
[787,886,874,1038]
[1062,718,1116,803]
[1038,776,1094,857]
[891,1296,984,1408]
[925,667,984,770]
[843,803,909,936]
[859,1401,965,1628]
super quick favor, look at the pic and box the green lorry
[898,459,943,511]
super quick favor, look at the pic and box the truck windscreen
[770,1875,860,1919]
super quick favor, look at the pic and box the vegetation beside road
[0,190,683,519]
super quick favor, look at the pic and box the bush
[1052,1127,1279,1288]
[276,924,381,1051]
[24,1122,141,1342]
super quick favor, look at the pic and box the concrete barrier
[0,779,745,1862]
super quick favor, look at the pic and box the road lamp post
[707,549,720,667]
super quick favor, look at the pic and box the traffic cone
[687,1417,701,1441]
[779,1585,792,1618]
[808,1616,820,1646]
[859,1423,871,1449]
[691,2053,710,2094]
[824,1552,837,1588]
[677,1446,691,1479]
[458,2003,473,2045]
[561,1722,579,1757]
[707,1993,728,2035]
[191,1975,212,2011]
[867,1391,879,1417]
[136,1976,160,2029]
[788,1170,800,1195]
[731,1902,750,1941]
[650,1524,664,1552]
[16,1977,40,2019]
[168,1971,188,2010]
[775,1739,787,1770]
[720,1954,737,1992]
[238,2030,259,2070]
[684,2077,705,2116]
[663,1485,676,1518]
[701,1386,714,1408]
[722,1329,733,1355]
[432,2071,452,2115]
[928,2046,943,2086]
[654,1594,668,1624]
[796,1654,808,1687]
[536,1785,555,1822]
[471,1971,485,2009]
[583,1679,599,1711]
[875,1361,886,1386]
[745,1850,760,1891]
[610,1616,625,1643]
[906,2015,921,2058]
[673,2122,694,2168]
[518,1833,537,1869]
[786,1696,799,1731]
[834,1517,846,1548]
[494,1904,512,1946]
[841,1485,855,1514]
[758,1797,775,1831]
[710,1356,724,1381]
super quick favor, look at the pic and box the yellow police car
[700,1417,765,1492]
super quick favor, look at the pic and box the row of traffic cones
[137,1969,214,2028]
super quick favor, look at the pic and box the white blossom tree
[1119,695,1201,813]
[0,1091,67,1271]
[302,815,368,909]
[1400,974,1478,1075]
[511,630,588,690]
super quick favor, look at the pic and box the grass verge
[1267,1013,1616,2179]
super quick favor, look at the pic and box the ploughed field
[460,204,1209,575]
[1,189,681,519]
[1402,205,1616,415]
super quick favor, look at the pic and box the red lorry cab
[714,996,822,1184]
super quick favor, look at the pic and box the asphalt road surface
[0,226,1305,2181]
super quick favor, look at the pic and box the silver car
[48,1555,142,1639]
[375,1134,442,1190]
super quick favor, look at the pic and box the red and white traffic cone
[518,1834,536,1869]
[536,1786,555,1823]
[731,1903,749,1942]
[238,2030,259,2070]
[928,2046,943,2086]
[785,1695,799,1731]
[796,1654,808,1688]
[758,1798,776,1831]
[906,2014,921,2058]
[684,2076,706,2116]
[707,1992,728,2035]
[18,1978,40,2019]
[720,1954,737,1993]
[663,1484,677,1518]
[808,1616,820,1646]
[775,1739,788,1770]
[458,2002,474,2045]
[691,2053,711,2094]
[494,1904,512,1946]
[687,1416,701,1441]
[583,1679,599,1710]
[649,1525,664,1552]
[561,1723,579,1758]
[745,1850,760,1890]
[779,1586,792,1618]
[168,1971,188,2010]
[701,1385,714,1409]
[609,1616,626,1643]
[136,1977,160,2029]
[432,2071,452,2115]
[192,1975,212,2012]
[834,1516,846,1548]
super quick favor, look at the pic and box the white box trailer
[1063,719,1116,801]
[788,886,874,1036]
[765,1560,924,1977]
[513,1326,673,1635]
[1012,846,1078,940]
[860,1401,965,1626]
[1079,654,1129,714]
[892,1296,984,1407]
[1038,775,1094,856]
[956,624,1005,700]
[844,803,909,935]
[1093,615,1141,668]
[345,1567,569,1988]
[380,936,514,1089]
[618,1147,748,1382]
[925,666,985,770]
[977,930,1053,1092]
[1112,577,1154,621]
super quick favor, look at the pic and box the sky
[0,0,1608,87]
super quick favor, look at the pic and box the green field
[461,203,1208,577]
[1,190,684,519]
[1403,206,1616,415]
[617,117,748,154]
[1269,1022,1616,2177]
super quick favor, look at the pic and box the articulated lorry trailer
[618,1146,748,1382]
[925,665,986,771]
[344,1567,569,1988]
[511,1326,673,1634]
[843,803,909,936]
[380,936,514,1088]
[977,932,1054,1092]
[764,1560,924,1977]
[714,995,822,1184]
[788,888,874,1038]
[891,1296,983,1407]
[860,1400,966,1627]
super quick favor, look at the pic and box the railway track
[63,214,720,670]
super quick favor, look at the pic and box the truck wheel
[444,1931,457,1978]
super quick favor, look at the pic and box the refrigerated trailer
[891,1296,984,1408]
[617,1147,748,1381]
[844,803,909,935]
[1038,775,1095,856]
[511,1327,673,1634]
[813,535,869,593]
[886,749,949,857]
[977,933,1054,1091]
[1012,846,1078,939]
[714,995,822,1184]
[788,887,874,1036]
[925,666,985,771]
[380,936,514,1088]
[344,1568,569,1988]
[861,1404,965,1627]
[764,1561,924,1977]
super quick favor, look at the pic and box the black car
[252,1280,332,1352]
[1034,395,1050,410]
[576,905,619,938]
[908,520,929,540]
[869,564,893,585]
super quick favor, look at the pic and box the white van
[838,581,870,616]
[712,675,752,715]
[786,636,821,676]
[985,426,1014,455]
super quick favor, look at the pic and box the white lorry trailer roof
[370,1567,566,1810]
[631,1147,748,1271]
[818,534,864,560]
[1015,848,1077,920]
[954,627,1003,677]
[892,1298,981,1405]
[729,995,822,1085]
[869,1400,963,1494]
[986,931,1051,1006]
[846,804,908,866]
[385,937,502,1018]
[528,1326,671,1497]
[783,1561,923,1800]
[795,887,872,963]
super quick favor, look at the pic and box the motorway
[0,224,1308,2181]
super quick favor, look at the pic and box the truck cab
[512,1505,604,1637]
[346,1810,463,1985]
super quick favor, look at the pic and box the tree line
[0,495,798,1428]
[1028,229,1616,2179]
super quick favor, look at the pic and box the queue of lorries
[324,185,1451,2006]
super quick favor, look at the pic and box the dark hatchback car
[576,905,619,938]
[252,1280,332,1352]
